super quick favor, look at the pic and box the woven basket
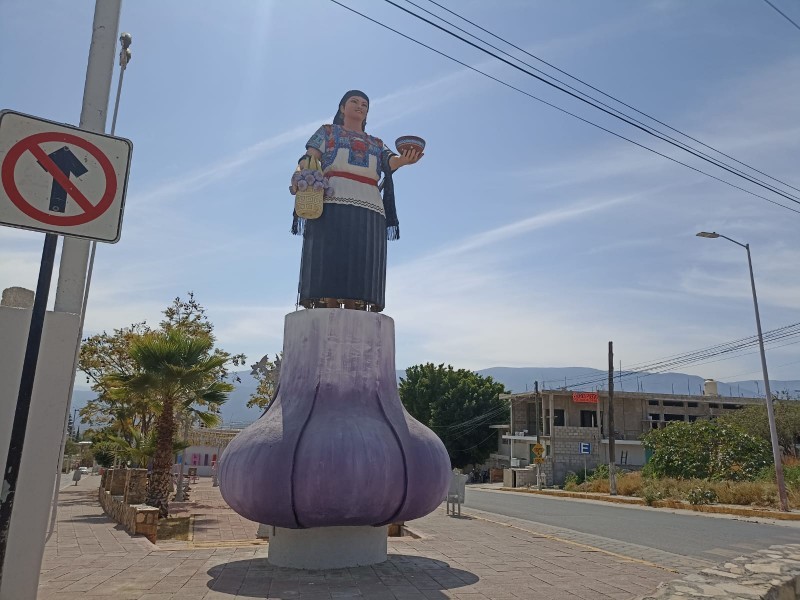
[294,157,324,220]
[295,188,323,219]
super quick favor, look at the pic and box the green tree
[78,321,153,440]
[642,420,771,481]
[103,329,234,517]
[246,353,282,410]
[719,401,800,457]
[399,363,508,468]
[78,293,246,434]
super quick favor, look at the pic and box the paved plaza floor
[37,475,680,599]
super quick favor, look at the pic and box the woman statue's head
[334,90,369,130]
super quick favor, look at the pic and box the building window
[544,409,566,427]
[204,454,209,466]
[709,403,719,409]
[648,413,661,421]
[723,403,742,409]
[688,415,699,422]
[687,402,699,408]
[580,410,597,427]
[664,413,684,422]
[648,400,659,406]
[663,400,684,407]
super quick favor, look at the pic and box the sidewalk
[38,475,677,599]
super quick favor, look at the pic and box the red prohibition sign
[1,131,117,226]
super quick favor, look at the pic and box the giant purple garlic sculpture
[219,309,451,567]
[221,90,450,568]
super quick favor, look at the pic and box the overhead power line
[329,0,800,215]
[381,0,800,208]
[539,322,800,390]
[762,0,800,33]
[423,0,800,198]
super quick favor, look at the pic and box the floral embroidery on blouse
[306,125,384,176]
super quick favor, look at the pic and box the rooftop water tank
[703,379,719,397]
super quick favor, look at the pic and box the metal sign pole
[0,233,59,585]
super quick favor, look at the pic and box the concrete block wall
[552,426,601,484]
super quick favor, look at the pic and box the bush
[642,421,771,480]
[590,463,609,481]
[757,463,800,489]
[564,471,579,491]
[686,486,717,505]
[785,465,800,488]
[641,484,662,506]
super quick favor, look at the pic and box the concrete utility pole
[608,341,617,495]
[54,0,121,315]
[0,4,121,599]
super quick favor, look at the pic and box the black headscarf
[333,90,369,129]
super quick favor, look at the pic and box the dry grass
[157,516,192,541]
[580,479,609,493]
[616,471,643,496]
[562,455,800,509]
[709,481,779,507]
[569,472,798,509]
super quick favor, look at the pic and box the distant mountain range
[71,366,800,428]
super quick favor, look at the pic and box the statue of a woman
[292,90,423,312]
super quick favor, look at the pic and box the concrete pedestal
[268,526,388,569]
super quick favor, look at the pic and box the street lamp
[696,231,789,511]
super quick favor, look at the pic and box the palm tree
[104,329,233,517]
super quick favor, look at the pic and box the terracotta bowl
[395,135,426,155]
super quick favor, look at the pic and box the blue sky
[2,0,799,387]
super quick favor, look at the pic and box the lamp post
[696,231,789,511]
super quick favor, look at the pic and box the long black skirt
[298,203,387,308]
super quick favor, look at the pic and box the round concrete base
[268,525,388,569]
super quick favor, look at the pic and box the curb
[496,486,800,520]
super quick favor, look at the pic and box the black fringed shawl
[381,148,399,241]
[291,148,399,240]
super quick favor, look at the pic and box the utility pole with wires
[608,341,617,495]
[0,3,124,596]
[47,25,134,570]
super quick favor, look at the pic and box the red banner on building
[572,392,598,404]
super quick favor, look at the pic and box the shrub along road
[464,486,800,565]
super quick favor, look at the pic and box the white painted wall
[0,306,81,600]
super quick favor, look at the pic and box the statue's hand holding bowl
[395,136,425,166]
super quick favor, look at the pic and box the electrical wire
[450,430,499,452]
[328,0,800,215]
[380,0,800,208]
[423,0,800,197]
[540,323,800,391]
[540,322,800,386]
[762,0,800,32]
[401,0,800,204]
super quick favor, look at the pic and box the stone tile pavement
[37,475,680,599]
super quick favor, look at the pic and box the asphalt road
[464,487,800,565]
